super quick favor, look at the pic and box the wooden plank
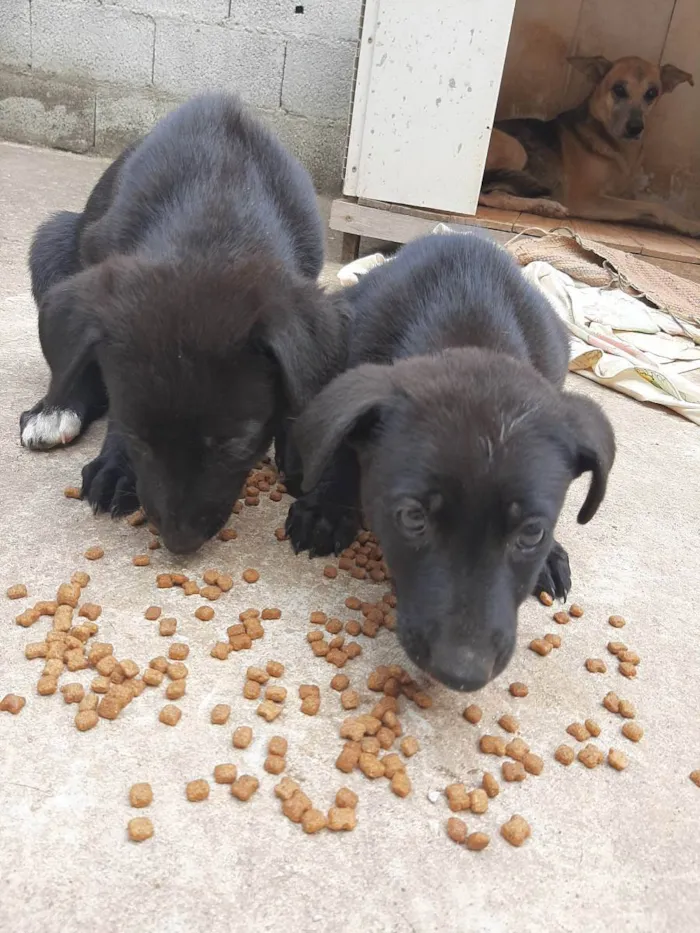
[566,219,645,254]
[358,198,520,232]
[329,199,514,247]
[634,227,700,264]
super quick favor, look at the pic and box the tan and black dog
[480,55,698,236]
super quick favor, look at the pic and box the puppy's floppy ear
[660,64,694,93]
[262,283,348,414]
[564,394,616,524]
[567,55,614,84]
[295,363,396,491]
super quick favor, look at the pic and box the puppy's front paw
[20,402,82,450]
[534,540,571,601]
[285,491,359,557]
[81,453,138,517]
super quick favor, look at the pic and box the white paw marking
[21,409,82,450]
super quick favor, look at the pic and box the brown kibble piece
[619,700,636,719]
[340,689,359,710]
[480,735,507,756]
[538,591,554,606]
[463,704,482,724]
[75,710,99,731]
[335,787,358,809]
[98,696,122,720]
[261,608,281,621]
[7,584,28,600]
[584,718,601,738]
[214,764,237,784]
[544,633,562,648]
[186,779,210,802]
[569,603,584,617]
[274,778,300,801]
[242,569,259,584]
[243,680,261,700]
[578,744,605,768]
[143,668,163,687]
[267,685,288,703]
[301,809,327,833]
[466,832,490,851]
[607,641,627,656]
[586,658,607,673]
[482,772,499,798]
[71,571,90,588]
[218,527,238,541]
[328,807,356,831]
[130,783,153,808]
[331,674,350,692]
[554,744,575,765]
[231,776,260,801]
[324,566,338,579]
[336,743,361,773]
[158,617,176,637]
[345,597,362,611]
[273,527,287,541]
[359,753,385,779]
[247,666,269,684]
[159,704,181,726]
[689,771,700,788]
[84,546,104,561]
[264,755,286,775]
[603,691,620,713]
[523,753,544,776]
[553,610,569,625]
[445,784,471,812]
[268,736,288,757]
[195,606,215,621]
[16,609,40,627]
[498,714,519,734]
[501,815,531,847]
[618,650,640,666]
[144,606,161,621]
[0,694,26,714]
[299,683,320,699]
[25,642,47,660]
[37,676,58,696]
[622,722,643,742]
[200,585,221,601]
[210,704,231,725]
[166,680,186,700]
[233,726,252,749]
[64,486,81,499]
[57,583,81,608]
[400,736,419,758]
[168,643,189,661]
[509,682,528,698]
[128,817,153,842]
[608,749,628,771]
[470,788,488,813]
[182,581,199,596]
[167,662,188,681]
[132,555,151,567]
[529,638,553,656]
[567,722,590,742]
[300,695,321,716]
[447,817,467,844]
[608,614,626,628]
[502,761,527,782]
[283,790,313,822]
[266,660,284,678]
[78,603,101,622]
[60,683,84,704]
[619,661,638,679]
[257,700,282,722]
[150,656,169,672]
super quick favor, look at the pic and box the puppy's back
[346,234,569,386]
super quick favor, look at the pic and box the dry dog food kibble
[214,764,238,784]
[266,660,284,678]
[509,682,528,698]
[168,643,189,661]
[553,611,569,625]
[498,715,519,734]
[64,486,81,499]
[391,771,412,798]
[466,832,490,851]
[247,667,269,685]
[445,784,471,812]
[447,817,467,844]
[144,606,161,621]
[544,633,562,648]
[301,809,328,834]
[195,606,215,621]
[603,691,621,713]
[186,780,210,802]
[128,817,154,842]
[608,614,626,628]
[538,591,554,607]
[463,704,482,724]
[242,569,259,584]
[130,783,153,808]
[261,608,282,621]
[470,789,488,813]
[335,787,358,809]
[480,735,507,756]
[265,685,287,704]
[502,761,526,782]
[72,571,90,588]
[331,674,350,692]
[523,753,544,776]
[689,771,700,788]
[0,694,26,714]
[243,680,261,700]
[257,700,282,722]
[567,722,590,742]
[133,555,151,567]
[608,749,628,771]
[578,744,605,768]
[501,815,531,847]
[569,603,584,617]
[167,662,188,681]
[7,584,28,599]
[619,661,638,679]
[622,722,644,742]
[211,704,231,725]
[159,618,177,637]
[61,683,84,704]
[585,658,607,673]
[607,641,627,656]
[233,726,253,749]
[283,790,312,822]
[482,773,499,798]
[264,755,286,775]
[84,546,104,561]
[166,681,186,700]
[159,705,181,726]
[75,710,99,731]
[400,736,419,758]
[584,719,601,738]
[619,700,636,719]
[327,807,356,831]
[268,736,288,757]
[340,689,359,710]
[554,744,575,766]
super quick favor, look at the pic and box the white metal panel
[343,0,516,214]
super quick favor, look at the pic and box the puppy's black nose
[161,528,206,555]
[625,121,643,139]
[425,645,497,692]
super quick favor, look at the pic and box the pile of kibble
[3,461,699,851]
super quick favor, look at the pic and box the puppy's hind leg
[285,444,361,557]
[533,539,571,601]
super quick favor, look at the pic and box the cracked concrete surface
[0,142,699,933]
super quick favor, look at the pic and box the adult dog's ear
[568,55,614,85]
[263,283,348,413]
[660,64,694,93]
[39,263,117,408]
[564,394,616,524]
[295,364,396,491]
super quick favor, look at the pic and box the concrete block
[260,109,345,193]
[31,1,155,87]
[0,70,95,153]
[95,88,184,156]
[1,0,31,72]
[154,20,285,108]
[282,37,356,121]
[107,1,229,21]
[229,0,363,42]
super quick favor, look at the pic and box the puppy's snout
[159,524,206,555]
[625,118,644,139]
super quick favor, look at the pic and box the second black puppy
[287,234,615,691]
[21,93,343,553]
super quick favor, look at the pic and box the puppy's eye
[644,87,658,102]
[395,499,427,537]
[515,521,546,551]
[611,82,628,99]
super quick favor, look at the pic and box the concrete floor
[1,142,699,933]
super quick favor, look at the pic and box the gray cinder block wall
[0,1,363,191]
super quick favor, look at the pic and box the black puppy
[286,234,615,691]
[21,93,344,553]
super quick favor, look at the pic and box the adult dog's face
[297,351,615,691]
[569,55,693,141]
[49,255,340,553]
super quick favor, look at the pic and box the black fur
[22,93,345,553]
[287,234,615,691]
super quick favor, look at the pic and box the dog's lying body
[481,55,699,237]
[22,92,344,553]
[287,234,615,691]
